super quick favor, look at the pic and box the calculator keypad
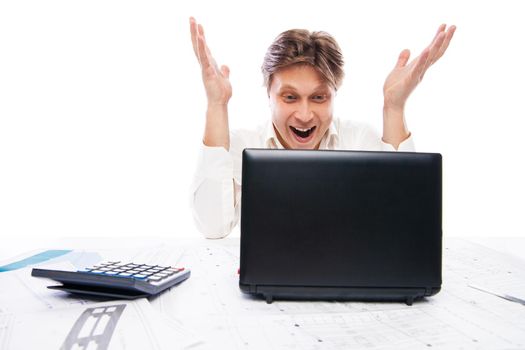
[81,261,185,283]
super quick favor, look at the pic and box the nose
[294,100,314,124]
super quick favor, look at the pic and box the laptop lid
[239,149,442,303]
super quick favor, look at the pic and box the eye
[283,94,297,102]
[312,94,327,102]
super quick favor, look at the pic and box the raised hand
[190,17,232,106]
[189,17,232,149]
[383,24,456,111]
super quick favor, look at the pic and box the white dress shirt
[191,118,415,239]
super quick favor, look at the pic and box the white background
[1,0,524,239]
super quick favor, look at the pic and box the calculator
[31,261,191,299]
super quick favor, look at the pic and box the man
[189,17,455,238]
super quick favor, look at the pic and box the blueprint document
[150,238,525,350]
[1,238,524,349]
[0,297,196,350]
[0,247,200,350]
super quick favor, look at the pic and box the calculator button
[81,262,184,280]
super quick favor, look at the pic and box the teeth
[290,126,316,139]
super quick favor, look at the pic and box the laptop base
[240,284,441,306]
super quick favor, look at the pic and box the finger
[197,24,212,63]
[197,25,211,56]
[432,24,447,43]
[197,33,212,70]
[198,24,206,41]
[198,23,221,72]
[432,25,456,64]
[395,49,411,68]
[189,17,199,59]
[221,65,230,79]
[191,18,217,71]
[413,48,430,82]
[423,31,446,71]
[423,24,446,61]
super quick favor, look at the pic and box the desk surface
[1,237,524,349]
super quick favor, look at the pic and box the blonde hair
[262,29,345,91]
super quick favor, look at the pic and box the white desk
[1,236,524,349]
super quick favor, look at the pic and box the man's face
[269,64,335,149]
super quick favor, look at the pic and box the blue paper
[0,250,73,272]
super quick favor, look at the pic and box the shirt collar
[264,119,339,150]
[321,120,339,149]
[263,120,284,149]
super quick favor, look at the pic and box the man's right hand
[190,17,232,106]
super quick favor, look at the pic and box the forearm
[203,104,230,150]
[382,104,410,150]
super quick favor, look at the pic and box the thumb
[221,65,230,79]
[395,49,410,68]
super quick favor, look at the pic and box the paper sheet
[0,298,195,350]
[0,247,200,349]
[2,238,525,349]
[147,239,525,349]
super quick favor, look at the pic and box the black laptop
[239,149,442,305]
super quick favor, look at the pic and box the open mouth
[290,126,316,139]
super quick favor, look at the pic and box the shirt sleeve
[345,120,416,152]
[380,133,415,152]
[190,144,239,239]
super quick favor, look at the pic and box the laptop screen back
[240,149,442,293]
